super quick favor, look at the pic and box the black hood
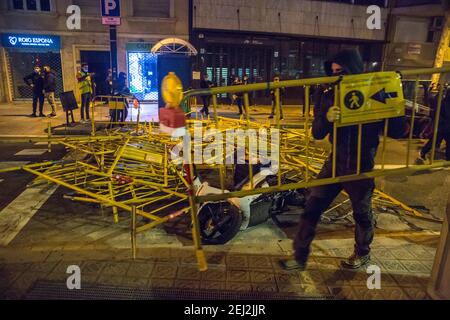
[324,49,364,76]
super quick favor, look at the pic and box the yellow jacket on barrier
[77,71,93,95]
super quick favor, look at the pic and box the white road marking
[375,164,450,170]
[374,164,406,170]
[14,149,47,156]
[0,184,57,246]
[0,161,29,170]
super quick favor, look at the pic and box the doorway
[80,50,111,96]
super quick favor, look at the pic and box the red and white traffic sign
[102,16,121,25]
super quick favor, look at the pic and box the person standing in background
[232,76,244,115]
[77,63,94,123]
[24,65,45,117]
[105,69,113,95]
[269,76,285,119]
[416,87,450,163]
[43,65,57,118]
[115,72,129,122]
[200,74,213,116]
[242,74,253,106]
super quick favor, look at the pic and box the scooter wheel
[198,202,242,245]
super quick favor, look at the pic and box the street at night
[0,0,449,310]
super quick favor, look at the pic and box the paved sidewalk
[0,232,438,300]
[0,101,446,300]
[0,187,440,300]
[0,102,304,137]
[0,102,66,137]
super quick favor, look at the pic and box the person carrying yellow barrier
[281,49,409,271]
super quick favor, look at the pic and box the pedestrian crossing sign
[339,71,405,125]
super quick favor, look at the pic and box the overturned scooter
[193,162,306,245]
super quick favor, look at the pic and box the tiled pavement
[0,236,438,300]
[0,166,444,300]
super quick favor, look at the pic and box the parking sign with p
[101,0,121,25]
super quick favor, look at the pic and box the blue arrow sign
[370,88,398,104]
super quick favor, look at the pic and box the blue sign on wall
[1,33,61,50]
[101,0,121,17]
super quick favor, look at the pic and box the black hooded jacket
[43,70,57,93]
[313,49,408,175]
[23,71,44,95]
[437,90,450,134]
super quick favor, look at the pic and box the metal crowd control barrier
[1,67,449,273]
[182,66,450,205]
[90,95,142,135]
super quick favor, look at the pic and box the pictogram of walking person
[349,92,361,109]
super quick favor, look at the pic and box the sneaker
[39,113,45,117]
[341,252,370,269]
[279,258,306,271]
[415,152,426,165]
[80,119,86,124]
[29,113,37,117]
[415,157,425,165]
[268,115,274,119]
[47,113,56,118]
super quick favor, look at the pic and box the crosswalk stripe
[14,149,47,156]
[374,164,406,170]
[0,184,57,246]
[0,161,30,170]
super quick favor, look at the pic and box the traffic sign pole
[101,0,121,93]
[109,25,118,91]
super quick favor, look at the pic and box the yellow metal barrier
[2,66,449,272]
[181,66,450,207]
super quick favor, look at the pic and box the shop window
[309,0,387,6]
[40,0,50,11]
[6,50,63,99]
[127,52,158,101]
[10,0,52,11]
[427,16,443,43]
[12,0,24,9]
[133,0,170,18]
[72,0,100,16]
[395,0,440,7]
[26,0,37,10]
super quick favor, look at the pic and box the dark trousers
[110,108,128,124]
[81,93,91,120]
[118,107,128,122]
[294,159,375,264]
[236,97,243,114]
[32,93,45,115]
[201,96,210,115]
[421,131,450,161]
[270,100,283,118]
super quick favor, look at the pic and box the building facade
[0,0,189,103]
[191,0,388,103]
[383,0,446,73]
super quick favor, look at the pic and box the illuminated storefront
[126,43,158,102]
[192,31,383,104]
[1,33,63,100]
